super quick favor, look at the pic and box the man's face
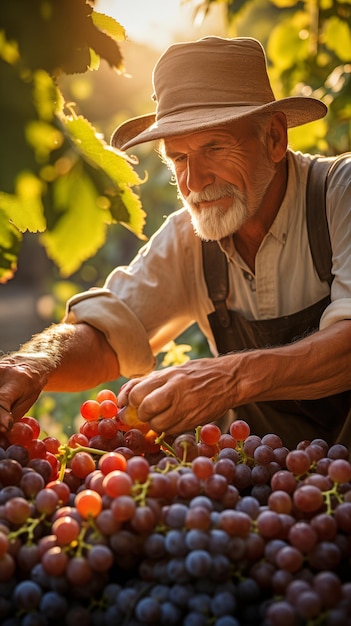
[164,118,276,240]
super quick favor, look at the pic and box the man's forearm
[234,319,351,405]
[9,322,120,392]
[0,322,120,427]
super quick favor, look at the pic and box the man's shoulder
[288,150,351,195]
[149,207,199,257]
[167,206,192,224]
[162,207,196,237]
[289,149,351,175]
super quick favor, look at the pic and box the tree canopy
[0,0,146,282]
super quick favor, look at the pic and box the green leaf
[0,30,20,64]
[40,166,109,277]
[63,115,147,238]
[32,69,59,121]
[89,47,100,71]
[25,120,64,162]
[270,0,297,6]
[0,208,22,282]
[117,187,147,240]
[288,118,328,153]
[64,116,142,186]
[267,14,310,71]
[0,172,46,233]
[91,10,126,43]
[324,17,351,62]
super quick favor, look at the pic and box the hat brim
[111,97,327,151]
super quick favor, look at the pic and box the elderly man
[0,37,350,449]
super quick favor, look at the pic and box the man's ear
[267,112,288,163]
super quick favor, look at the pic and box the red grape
[293,484,324,513]
[96,389,118,404]
[80,400,101,421]
[7,422,34,446]
[98,452,127,475]
[103,470,133,498]
[99,400,118,419]
[199,423,221,446]
[75,489,102,519]
[328,459,351,483]
[21,415,41,438]
[70,451,96,479]
[285,449,311,475]
[229,420,250,440]
[52,515,81,545]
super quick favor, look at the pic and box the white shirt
[65,150,351,378]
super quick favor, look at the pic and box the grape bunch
[0,390,350,625]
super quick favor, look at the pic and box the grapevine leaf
[25,121,64,163]
[91,11,126,43]
[63,115,147,238]
[117,187,147,240]
[0,31,20,64]
[288,119,328,152]
[0,0,124,75]
[41,166,109,277]
[83,14,124,72]
[0,173,46,233]
[32,69,61,122]
[324,17,351,62]
[89,47,100,71]
[0,58,40,195]
[0,209,22,283]
[267,14,310,71]
[270,0,297,6]
[64,116,142,186]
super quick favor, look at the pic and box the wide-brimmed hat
[111,36,327,151]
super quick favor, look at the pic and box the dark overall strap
[202,240,231,328]
[307,153,351,285]
[306,156,334,285]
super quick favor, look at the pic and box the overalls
[202,155,351,449]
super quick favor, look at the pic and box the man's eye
[208,146,226,154]
[173,155,187,165]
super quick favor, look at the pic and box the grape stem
[8,512,47,543]
[132,475,152,507]
[154,432,176,457]
[56,443,107,481]
[322,481,344,514]
[195,425,202,444]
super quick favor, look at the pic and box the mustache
[186,183,245,206]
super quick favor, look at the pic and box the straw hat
[111,36,327,151]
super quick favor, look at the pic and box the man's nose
[186,155,215,192]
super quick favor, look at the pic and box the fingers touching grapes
[0,357,48,429]
[117,358,237,434]
[0,404,14,432]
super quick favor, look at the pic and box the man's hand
[0,355,49,430]
[117,356,238,434]
[117,320,351,435]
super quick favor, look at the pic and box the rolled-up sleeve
[64,288,156,378]
[64,209,208,378]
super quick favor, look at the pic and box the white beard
[181,156,277,241]
[183,183,249,241]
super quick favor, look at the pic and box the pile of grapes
[0,388,350,626]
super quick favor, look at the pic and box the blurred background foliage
[0,0,350,437]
